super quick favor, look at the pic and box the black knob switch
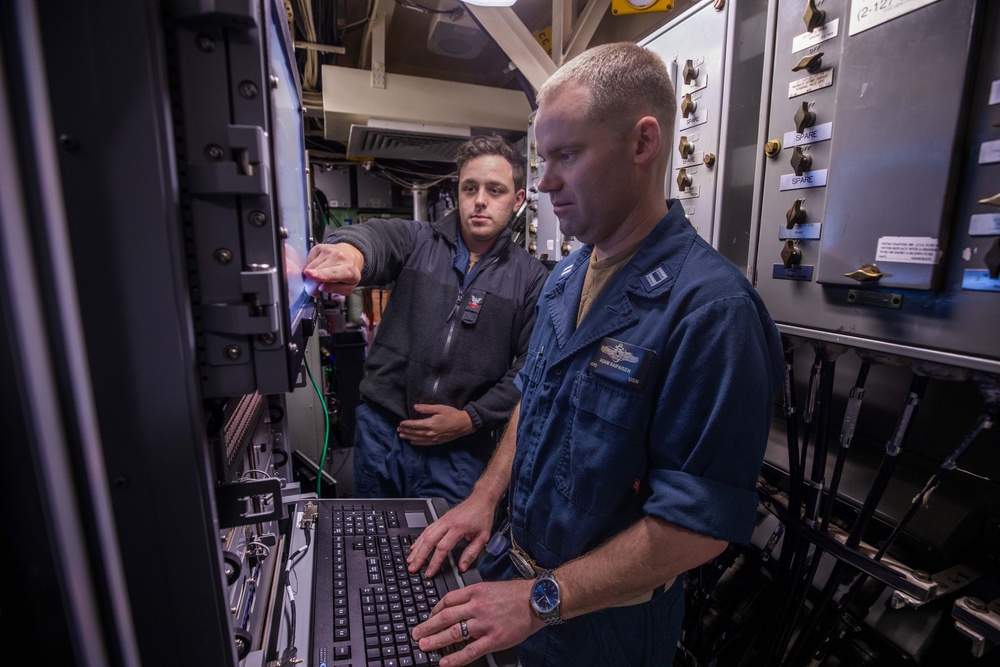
[786,199,807,228]
[781,241,802,269]
[792,52,824,73]
[804,0,826,32]
[790,147,812,176]
[794,102,817,133]
[683,59,699,85]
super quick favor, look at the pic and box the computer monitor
[265,0,312,336]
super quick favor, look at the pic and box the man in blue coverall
[404,42,784,666]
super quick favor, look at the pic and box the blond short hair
[537,42,676,139]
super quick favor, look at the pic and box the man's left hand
[397,404,475,445]
[411,579,542,667]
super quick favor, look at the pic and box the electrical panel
[752,0,999,371]
[641,0,769,269]
[525,110,581,263]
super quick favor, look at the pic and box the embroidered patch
[462,288,486,325]
[589,336,656,390]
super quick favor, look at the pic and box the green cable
[304,355,330,497]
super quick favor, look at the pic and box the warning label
[875,236,940,264]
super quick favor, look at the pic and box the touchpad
[405,511,428,529]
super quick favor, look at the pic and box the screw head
[270,74,280,90]
[238,81,259,99]
[205,144,224,160]
[58,134,80,152]
[764,140,782,158]
[966,597,987,612]
[260,332,276,345]
[249,210,267,226]
[288,342,299,354]
[196,34,216,52]
[225,345,241,360]
[215,248,233,264]
[912,569,932,583]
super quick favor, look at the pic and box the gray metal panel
[641,0,768,267]
[357,167,395,208]
[817,0,977,289]
[314,166,353,208]
[752,0,1000,368]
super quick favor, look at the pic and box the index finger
[408,522,463,577]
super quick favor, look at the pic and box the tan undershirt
[467,251,482,273]
[576,239,644,325]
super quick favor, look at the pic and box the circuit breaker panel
[641,0,769,269]
[525,110,580,263]
[753,0,999,369]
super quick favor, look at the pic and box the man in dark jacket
[303,135,548,505]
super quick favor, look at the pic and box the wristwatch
[529,569,564,625]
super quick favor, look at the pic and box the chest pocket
[555,373,653,516]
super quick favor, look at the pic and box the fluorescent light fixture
[462,0,516,6]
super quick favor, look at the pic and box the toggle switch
[804,0,826,32]
[785,199,807,228]
[790,147,812,175]
[979,192,1000,208]
[794,102,817,133]
[683,59,699,85]
[679,136,694,159]
[986,238,1000,280]
[792,52,824,73]
[676,168,692,191]
[681,93,697,119]
[780,240,802,269]
[844,263,884,283]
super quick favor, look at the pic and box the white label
[789,70,835,98]
[783,122,834,147]
[546,239,554,251]
[991,80,1000,106]
[979,139,1000,165]
[683,205,696,216]
[679,151,705,168]
[969,214,1000,237]
[676,185,701,200]
[875,236,940,264]
[681,108,709,129]
[682,74,708,95]
[849,0,941,37]
[780,169,828,190]
[779,223,823,240]
[793,19,840,53]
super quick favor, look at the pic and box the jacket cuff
[463,405,483,431]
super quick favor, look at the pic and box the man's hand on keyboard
[411,579,542,667]
[406,495,494,577]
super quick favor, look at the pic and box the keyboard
[310,498,493,667]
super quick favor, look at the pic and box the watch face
[531,578,560,613]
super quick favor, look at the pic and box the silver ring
[460,620,469,639]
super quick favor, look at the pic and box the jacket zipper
[430,252,502,397]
